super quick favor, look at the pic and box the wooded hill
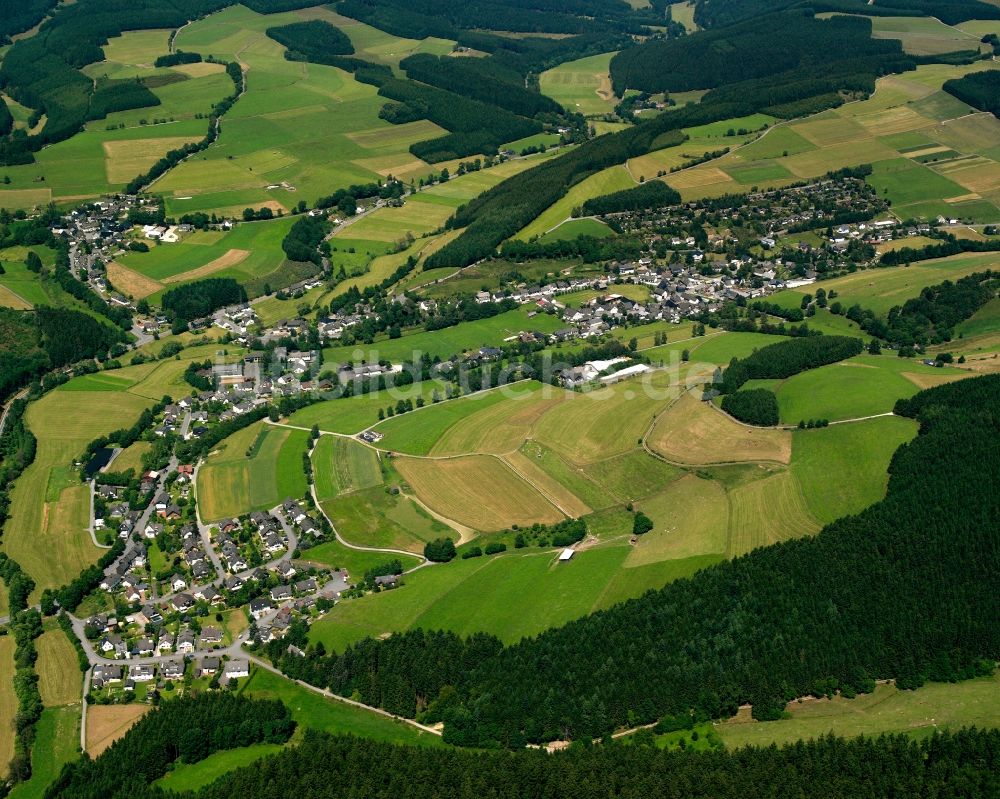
[264,374,1000,747]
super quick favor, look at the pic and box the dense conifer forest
[719,388,780,426]
[581,181,680,215]
[718,335,863,393]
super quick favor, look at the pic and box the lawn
[718,673,1000,748]
[197,422,309,520]
[240,667,445,746]
[790,415,917,524]
[8,705,80,799]
[539,51,618,117]
[322,307,564,364]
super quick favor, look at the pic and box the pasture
[286,382,445,435]
[724,470,818,556]
[155,744,285,792]
[312,436,383,500]
[321,485,453,553]
[516,165,636,240]
[302,537,422,577]
[718,673,1000,748]
[539,52,618,117]
[647,393,792,465]
[790,415,917,524]
[321,306,564,364]
[197,422,309,520]
[7,705,80,799]
[539,218,614,242]
[629,474,729,563]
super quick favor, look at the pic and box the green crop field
[322,306,564,365]
[7,705,80,799]
[539,52,618,117]
[0,637,15,778]
[287,382,446,435]
[322,485,453,553]
[313,436,383,500]
[197,422,309,520]
[36,624,82,707]
[240,667,445,746]
[718,673,1000,749]
[539,217,615,242]
[791,415,917,524]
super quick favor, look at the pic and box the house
[129,664,156,682]
[170,575,188,592]
[294,578,317,595]
[270,584,293,602]
[161,659,185,680]
[222,658,250,680]
[249,598,273,619]
[199,626,223,647]
[198,656,220,677]
[374,574,398,589]
[172,593,195,612]
[176,629,196,654]
[92,664,123,687]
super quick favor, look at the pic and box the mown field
[539,52,618,117]
[0,636,16,778]
[7,705,80,799]
[197,421,309,520]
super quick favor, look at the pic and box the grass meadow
[539,52,618,117]
[0,637,15,777]
[7,705,80,799]
[197,422,309,520]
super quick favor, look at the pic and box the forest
[46,693,295,799]
[154,50,202,67]
[945,68,1000,116]
[719,387,779,425]
[717,335,863,393]
[581,180,680,215]
[0,0,56,41]
[263,374,1000,745]
[281,215,330,264]
[265,19,353,57]
[609,12,903,94]
[399,54,563,118]
[160,277,247,325]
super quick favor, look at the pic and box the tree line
[581,180,680,215]
[161,277,247,327]
[720,387,779,426]
[718,335,863,393]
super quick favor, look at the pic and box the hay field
[160,248,250,283]
[103,136,203,183]
[648,393,792,465]
[516,165,635,240]
[36,626,83,706]
[8,704,80,799]
[86,705,150,757]
[288,383,445,436]
[197,422,309,520]
[322,486,453,553]
[3,389,151,598]
[430,391,567,456]
[500,450,593,518]
[107,261,164,300]
[726,471,819,557]
[628,475,729,565]
[395,454,565,530]
[0,637,15,777]
[539,52,618,117]
[312,436,383,500]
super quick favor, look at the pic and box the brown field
[0,187,53,209]
[902,371,971,389]
[795,115,869,147]
[0,285,32,309]
[37,627,83,706]
[647,393,792,465]
[86,704,150,756]
[103,136,203,184]
[107,260,164,299]
[946,162,1000,194]
[395,454,565,530]
[171,61,226,78]
[665,167,736,190]
[161,248,250,284]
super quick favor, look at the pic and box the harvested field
[160,248,250,284]
[501,450,592,518]
[86,704,150,757]
[36,627,83,706]
[628,474,729,565]
[107,261,163,299]
[395,454,565,530]
[430,392,566,456]
[647,393,792,465]
[726,470,819,557]
[902,371,970,389]
[103,136,203,184]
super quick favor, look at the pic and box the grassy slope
[8,705,80,799]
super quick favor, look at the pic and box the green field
[287,381,446,435]
[718,673,1000,748]
[0,637,15,777]
[539,52,618,117]
[155,744,283,792]
[790,415,917,524]
[313,436,383,499]
[302,537,422,577]
[197,422,309,520]
[539,217,614,243]
[241,667,445,746]
[516,165,636,240]
[322,306,564,364]
[8,705,80,799]
[322,485,453,553]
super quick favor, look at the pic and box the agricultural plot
[287,381,445,435]
[197,422,309,520]
[115,217,297,299]
[664,62,1000,221]
[395,454,564,530]
[725,470,819,557]
[2,388,151,599]
[322,486,454,553]
[0,637,15,778]
[302,536,422,577]
[8,705,80,799]
[322,306,564,364]
[312,436,383,500]
[719,673,1000,749]
[628,474,729,564]
[791,415,917,524]
[539,218,614,242]
[36,624,82,707]
[866,15,983,56]
[539,52,618,117]
[647,393,792,465]
[86,705,150,757]
[157,5,455,215]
